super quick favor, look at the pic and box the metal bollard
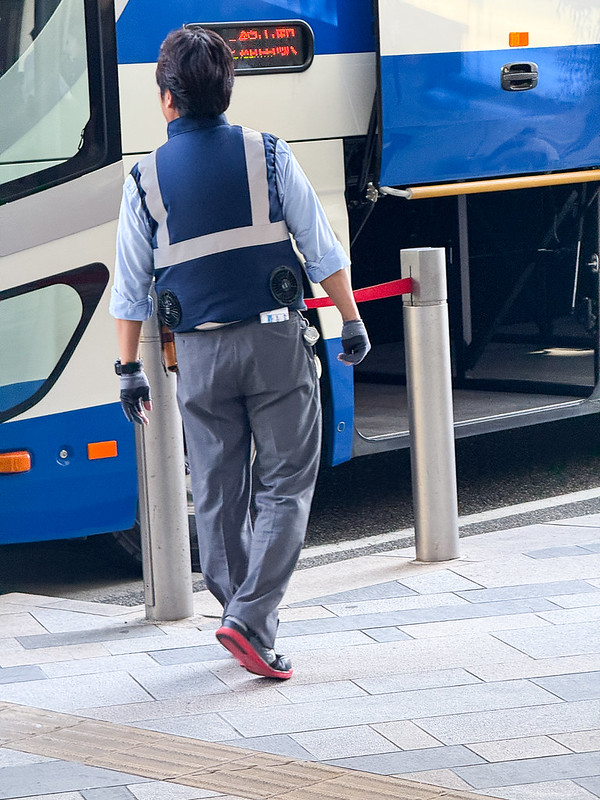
[401,248,460,562]
[135,297,193,621]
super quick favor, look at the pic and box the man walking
[110,26,369,679]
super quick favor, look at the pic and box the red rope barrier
[304,277,413,309]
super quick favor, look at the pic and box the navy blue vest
[132,115,304,332]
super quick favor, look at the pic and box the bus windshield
[0,0,90,187]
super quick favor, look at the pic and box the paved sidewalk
[0,514,599,800]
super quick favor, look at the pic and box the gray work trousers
[175,312,321,649]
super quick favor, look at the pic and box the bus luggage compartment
[348,183,600,456]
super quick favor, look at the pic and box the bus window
[0,0,90,187]
[0,0,120,205]
[0,263,109,424]
[0,283,82,415]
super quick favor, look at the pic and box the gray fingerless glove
[120,370,151,424]
[339,319,371,365]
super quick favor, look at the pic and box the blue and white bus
[1,0,599,559]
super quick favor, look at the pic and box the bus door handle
[501,62,538,91]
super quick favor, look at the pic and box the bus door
[351,0,600,454]
[0,0,137,543]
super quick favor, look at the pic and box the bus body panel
[0,404,137,544]
[379,44,600,187]
[115,0,375,63]
[377,0,600,186]
[117,53,376,155]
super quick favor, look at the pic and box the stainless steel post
[136,297,193,620]
[401,248,460,562]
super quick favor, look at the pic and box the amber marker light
[87,440,118,460]
[0,451,31,473]
[509,32,529,47]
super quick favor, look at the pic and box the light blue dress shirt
[109,133,350,321]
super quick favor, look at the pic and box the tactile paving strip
[0,702,498,800]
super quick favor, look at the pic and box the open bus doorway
[347,180,600,454]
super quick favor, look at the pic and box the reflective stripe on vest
[138,126,290,270]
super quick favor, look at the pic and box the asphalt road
[1,414,600,605]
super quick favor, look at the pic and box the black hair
[155,26,234,118]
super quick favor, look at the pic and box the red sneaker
[216,617,293,680]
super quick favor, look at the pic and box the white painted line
[300,487,600,561]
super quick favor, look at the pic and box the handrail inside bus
[380,168,600,200]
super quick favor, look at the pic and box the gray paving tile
[278,630,375,652]
[103,630,214,656]
[6,794,84,800]
[82,788,137,799]
[483,779,600,800]
[581,543,600,554]
[0,665,46,684]
[321,592,469,617]
[362,627,413,643]
[277,679,367,703]
[131,712,240,741]
[0,613,48,636]
[0,749,56,767]
[291,724,399,760]
[218,734,316,760]
[552,730,600,752]
[398,611,550,640]
[456,581,598,604]
[576,776,600,796]
[0,642,109,668]
[397,572,484,594]
[493,621,600,658]
[0,761,150,799]
[467,654,600,683]
[371,720,443,750]
[355,668,482,695]
[394,768,475,792]
[290,580,417,607]
[219,679,558,737]
[128,663,230,700]
[454,552,600,588]
[537,606,600,625]
[417,699,600,745]
[455,751,600,789]
[549,592,600,609]
[326,744,484,775]
[31,608,133,634]
[466,735,571,761]
[0,671,153,712]
[148,645,226,665]
[129,783,221,799]
[525,547,595,559]
[278,598,557,637]
[41,654,157,678]
[16,624,163,650]
[533,672,600,701]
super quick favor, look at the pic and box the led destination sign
[194,21,314,74]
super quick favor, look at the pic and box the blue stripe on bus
[0,380,45,412]
[379,44,600,186]
[116,0,374,64]
[323,337,354,466]
[0,404,137,544]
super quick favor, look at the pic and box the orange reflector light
[87,440,118,460]
[509,31,529,47]
[0,451,31,474]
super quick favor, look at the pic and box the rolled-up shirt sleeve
[109,173,155,321]
[275,139,350,284]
